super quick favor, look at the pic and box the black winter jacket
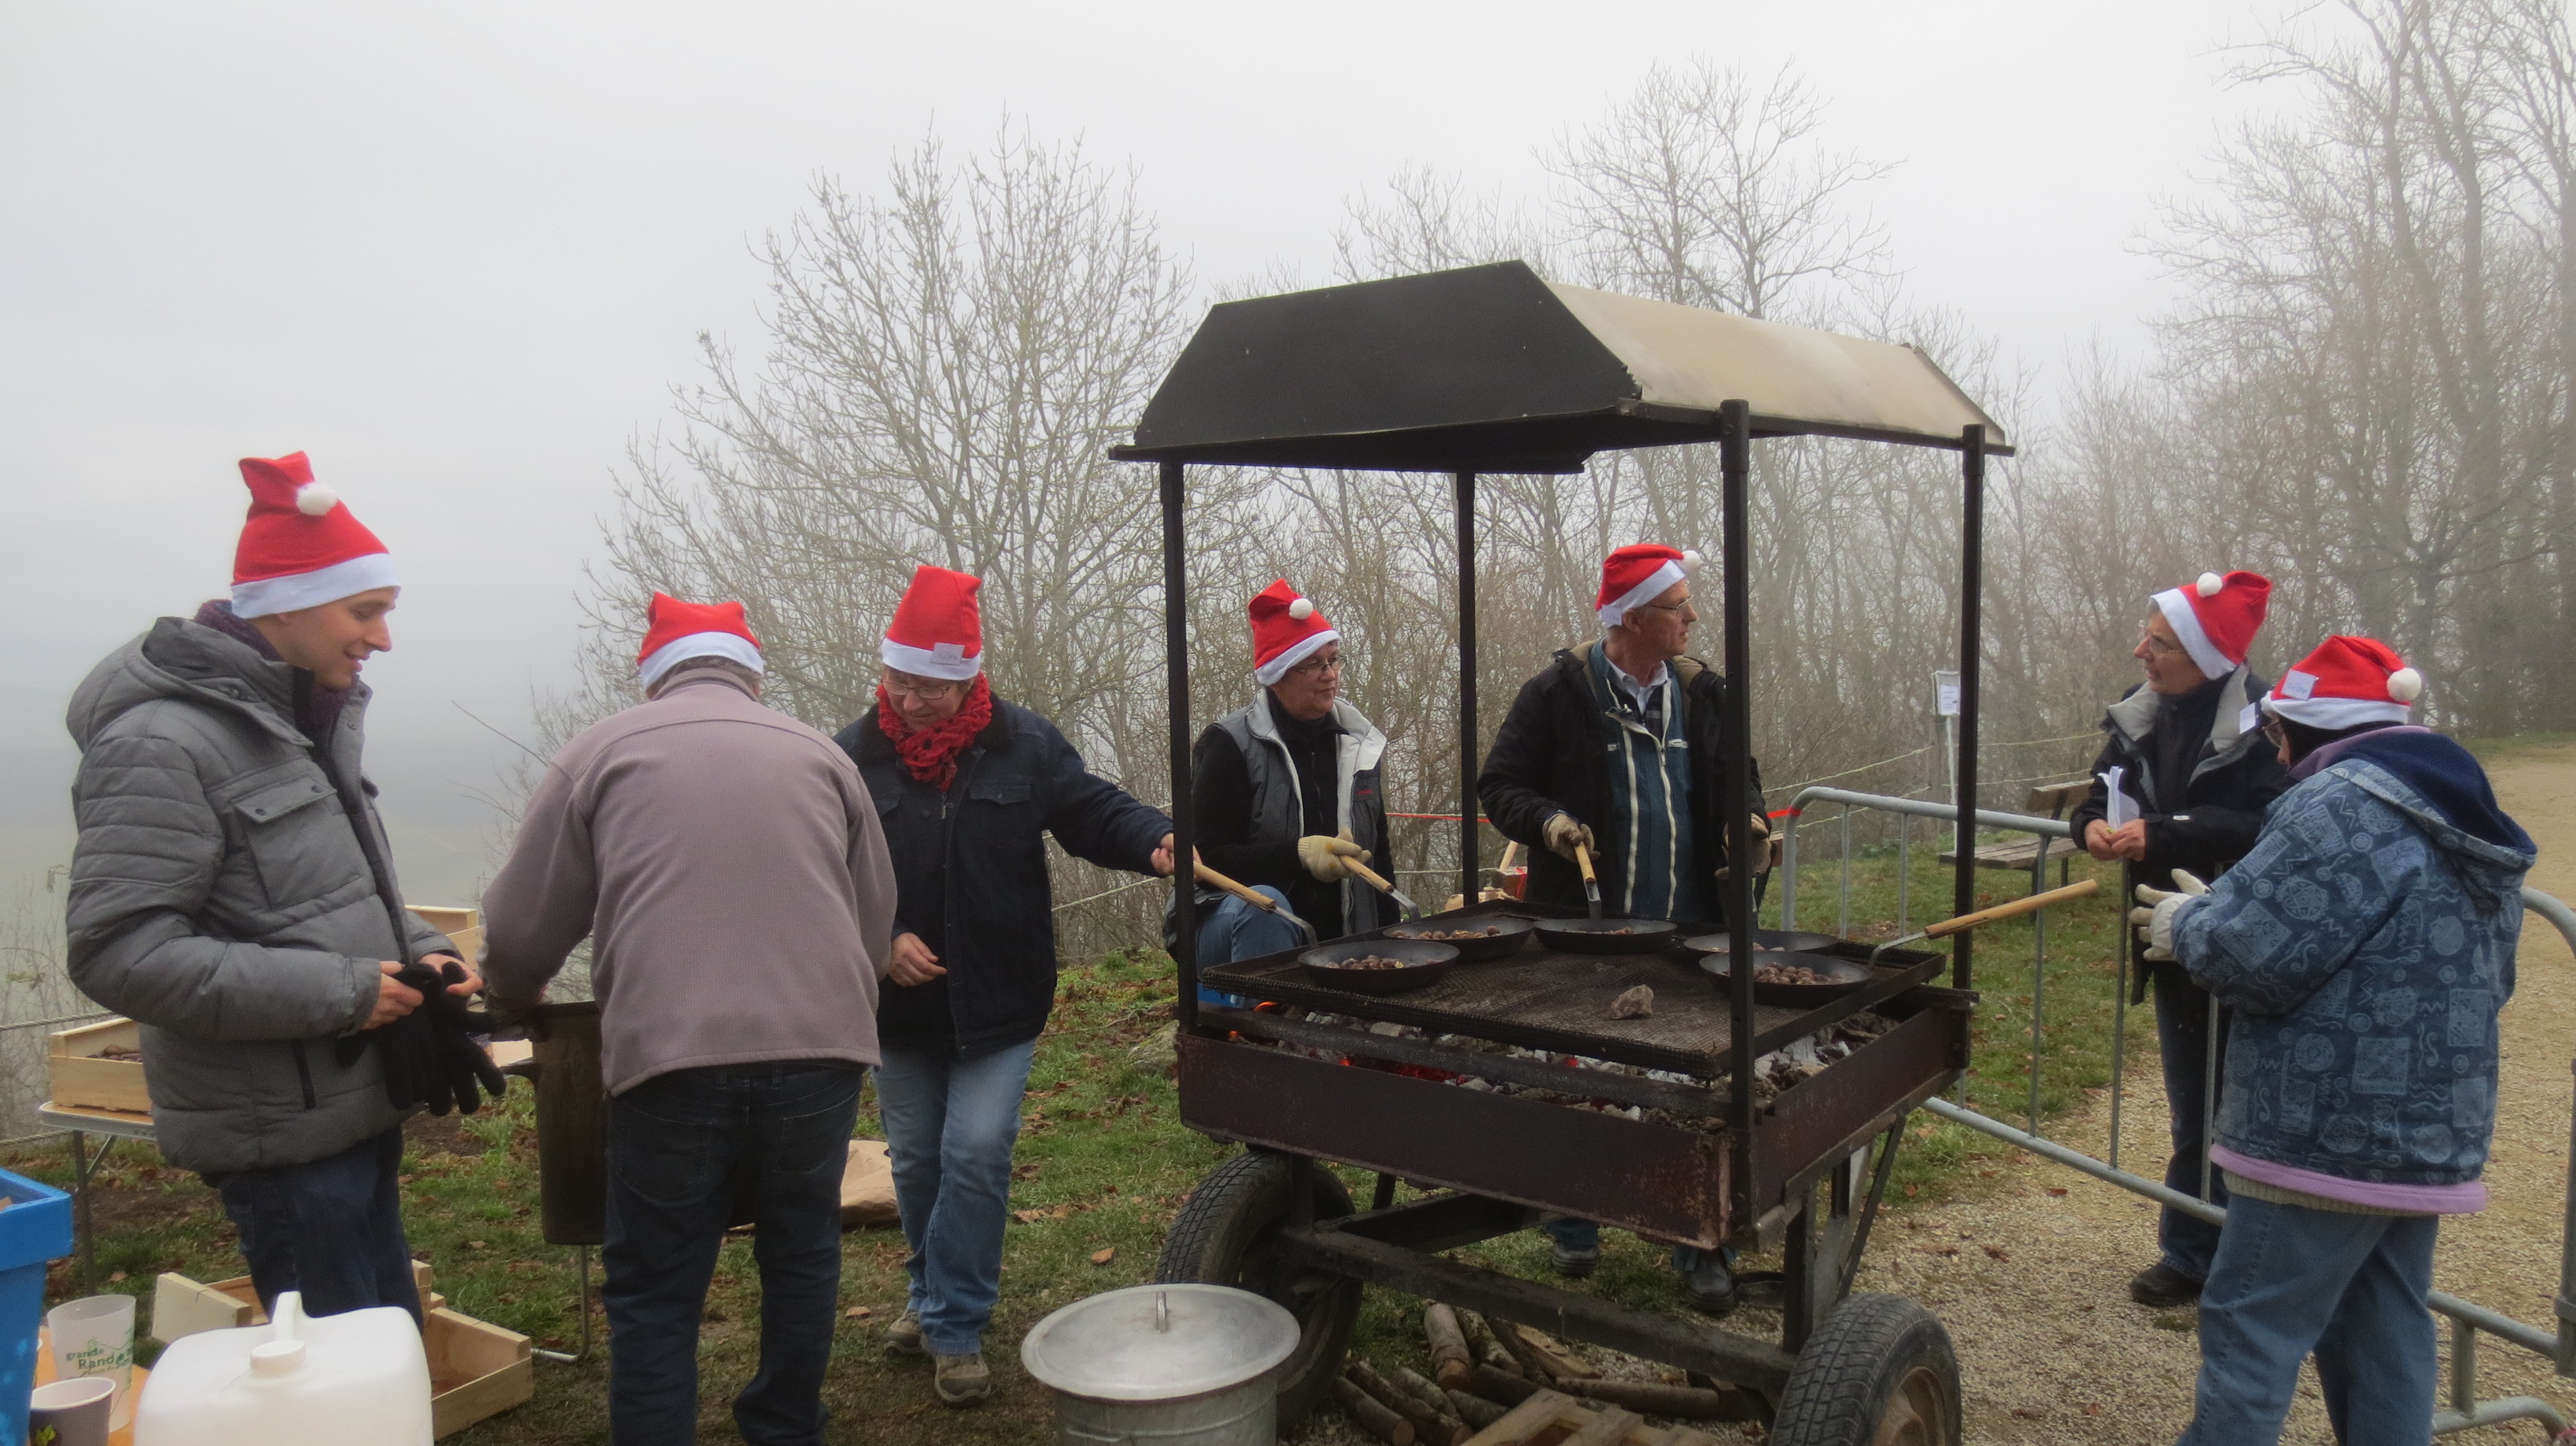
[1478,643,1762,919]
[2065,667,2292,1000]
[836,698,1170,1057]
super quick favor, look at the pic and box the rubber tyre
[1154,1149,1362,1429]
[1768,1294,1962,1446]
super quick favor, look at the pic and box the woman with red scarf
[833,566,1173,1408]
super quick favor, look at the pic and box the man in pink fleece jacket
[481,596,897,1446]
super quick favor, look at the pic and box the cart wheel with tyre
[1125,262,2018,1444]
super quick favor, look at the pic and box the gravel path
[1850,742,2576,1442]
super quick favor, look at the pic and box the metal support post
[1837,807,1852,939]
[1717,400,1759,1226]
[1160,462,1197,1028]
[1953,425,1985,990]
[1455,470,1480,906]
[532,1245,593,1365]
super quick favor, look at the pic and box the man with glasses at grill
[1181,582,1395,991]
[833,565,1175,1407]
[1479,542,1767,1314]
[2068,569,2291,1309]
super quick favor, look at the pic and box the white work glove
[1297,828,1370,882]
[1720,812,1778,881]
[2128,870,2211,962]
[1543,812,1596,861]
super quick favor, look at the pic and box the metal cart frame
[1111,261,2017,1437]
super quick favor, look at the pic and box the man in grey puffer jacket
[64,453,477,1321]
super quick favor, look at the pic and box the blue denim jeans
[204,1126,418,1324]
[602,1062,866,1446]
[2155,965,2232,1280]
[1196,886,1305,1006]
[1539,1217,1720,1276]
[874,1038,1040,1356]
[2177,1193,2439,1446]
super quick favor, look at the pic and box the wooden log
[1558,1379,1758,1422]
[1446,1388,1507,1431]
[1468,1363,1541,1407]
[1512,1324,1601,1380]
[1458,1309,1519,1377]
[1351,1360,1457,1446]
[1425,1302,1473,1388]
[1330,1375,1415,1445]
[1494,1319,1566,1371]
[1393,1365,1472,1443]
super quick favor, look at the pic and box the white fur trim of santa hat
[638,631,766,689]
[880,636,983,682]
[2150,586,2230,681]
[230,551,401,619]
[1252,626,1340,686]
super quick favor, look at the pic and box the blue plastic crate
[0,1168,74,1446]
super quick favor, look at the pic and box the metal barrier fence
[1777,784,2574,1436]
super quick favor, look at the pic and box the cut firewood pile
[1327,1302,1762,1445]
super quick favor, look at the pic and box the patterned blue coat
[2170,730,2535,1188]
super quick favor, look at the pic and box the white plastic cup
[47,1294,136,1429]
[29,1376,115,1446]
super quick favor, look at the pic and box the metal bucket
[524,1002,607,1246]
[1020,1284,1300,1446]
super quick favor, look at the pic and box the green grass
[2,852,2147,1443]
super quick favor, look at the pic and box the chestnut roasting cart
[1118,262,2018,1444]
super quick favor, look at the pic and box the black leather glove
[423,960,508,1115]
[339,961,507,1116]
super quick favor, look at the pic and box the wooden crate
[152,1261,440,1343]
[410,905,483,962]
[49,1017,150,1114]
[426,1306,534,1438]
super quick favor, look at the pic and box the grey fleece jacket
[479,668,898,1095]
[65,618,454,1173]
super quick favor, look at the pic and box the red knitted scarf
[877,675,993,791]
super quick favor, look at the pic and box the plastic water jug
[132,1291,432,1446]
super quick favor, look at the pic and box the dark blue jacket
[2173,728,2534,1187]
[836,698,1170,1057]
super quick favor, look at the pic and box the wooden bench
[1939,780,2091,885]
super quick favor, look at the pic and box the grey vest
[1201,695,1391,931]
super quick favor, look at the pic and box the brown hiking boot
[934,1350,990,1407]
[2130,1261,2203,1308]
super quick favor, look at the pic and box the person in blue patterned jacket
[2129,635,2535,1446]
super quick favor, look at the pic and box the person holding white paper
[2066,570,2293,1309]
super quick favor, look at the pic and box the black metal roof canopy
[1110,260,2011,474]
[1129,262,2006,1233]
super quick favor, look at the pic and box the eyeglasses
[2260,717,2289,749]
[1285,652,1344,679]
[882,672,967,701]
[1631,599,1693,616]
[2139,627,2184,657]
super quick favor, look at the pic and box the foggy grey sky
[0,0,2274,899]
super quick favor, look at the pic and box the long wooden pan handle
[1922,878,2099,938]
[1344,859,1397,894]
[1193,860,1281,911]
[1572,842,1599,888]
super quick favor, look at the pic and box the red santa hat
[635,594,763,688]
[1597,543,1701,629]
[229,452,400,618]
[2151,570,2271,680]
[882,565,983,681]
[2265,635,2422,730]
[1249,580,1339,685]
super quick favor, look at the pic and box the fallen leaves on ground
[1091,1247,1116,1265]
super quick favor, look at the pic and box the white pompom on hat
[2266,635,2421,729]
[1249,580,1339,684]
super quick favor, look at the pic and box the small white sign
[1933,670,1960,717]
[2100,766,2138,829]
